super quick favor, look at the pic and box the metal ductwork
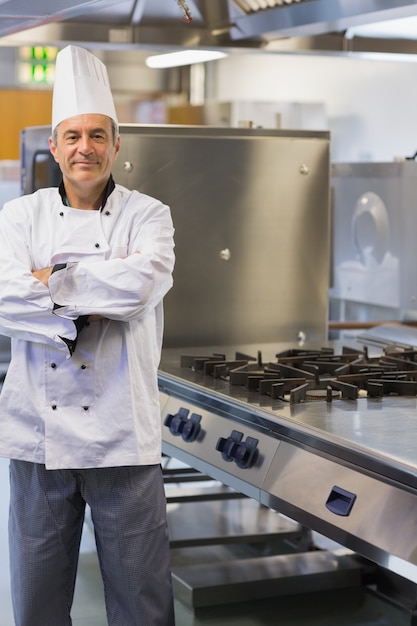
[2,0,417,55]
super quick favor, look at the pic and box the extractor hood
[2,0,417,56]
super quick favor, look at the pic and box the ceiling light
[145,50,227,68]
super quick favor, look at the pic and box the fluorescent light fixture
[146,50,227,68]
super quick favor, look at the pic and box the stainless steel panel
[231,0,417,41]
[172,550,363,607]
[261,440,417,583]
[20,126,61,195]
[167,497,300,549]
[113,125,331,347]
[160,392,281,501]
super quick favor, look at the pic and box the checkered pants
[8,461,175,626]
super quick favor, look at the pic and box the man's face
[49,113,120,190]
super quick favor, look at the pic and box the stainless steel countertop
[158,341,417,491]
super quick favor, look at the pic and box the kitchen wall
[210,52,417,163]
[102,48,417,162]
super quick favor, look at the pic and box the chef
[0,45,175,626]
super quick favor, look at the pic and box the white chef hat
[52,45,118,131]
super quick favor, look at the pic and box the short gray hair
[51,117,119,147]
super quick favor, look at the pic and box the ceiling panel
[2,0,417,55]
[0,0,125,36]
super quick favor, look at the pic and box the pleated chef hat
[52,45,118,131]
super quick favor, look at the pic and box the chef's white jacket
[0,183,175,469]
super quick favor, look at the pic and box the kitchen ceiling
[2,0,417,56]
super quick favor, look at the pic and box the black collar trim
[58,175,116,211]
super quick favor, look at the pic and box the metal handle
[325,486,356,516]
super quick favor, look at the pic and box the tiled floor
[0,456,413,626]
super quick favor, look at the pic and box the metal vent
[232,0,305,14]
[0,0,120,37]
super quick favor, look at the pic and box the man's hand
[32,267,53,286]
[32,251,140,288]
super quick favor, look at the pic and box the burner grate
[180,346,417,404]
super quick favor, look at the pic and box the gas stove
[158,340,417,585]
[179,343,417,402]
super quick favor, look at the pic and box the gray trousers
[8,460,175,626]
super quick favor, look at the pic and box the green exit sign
[18,46,58,85]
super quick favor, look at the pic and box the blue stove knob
[164,407,202,442]
[216,430,259,469]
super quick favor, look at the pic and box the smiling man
[0,46,175,626]
[50,113,121,208]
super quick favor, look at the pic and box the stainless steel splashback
[114,125,331,347]
[21,124,331,347]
